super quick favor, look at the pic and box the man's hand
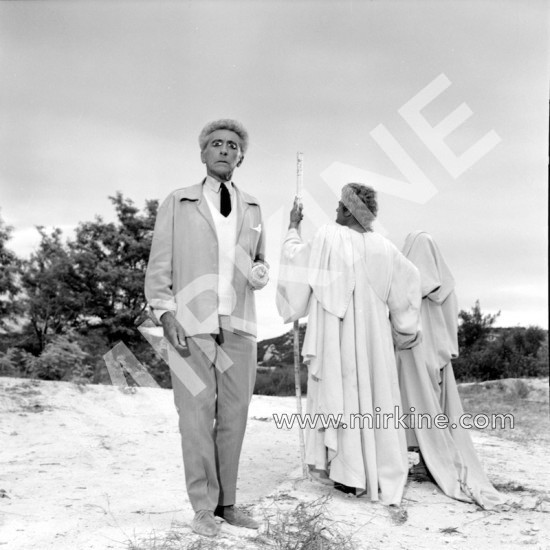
[250,262,269,290]
[160,312,190,357]
[289,198,303,229]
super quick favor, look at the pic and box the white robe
[277,224,421,505]
[397,231,503,509]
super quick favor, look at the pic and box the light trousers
[169,326,256,512]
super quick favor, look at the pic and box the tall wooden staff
[293,152,308,478]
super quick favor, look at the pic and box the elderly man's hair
[346,183,378,218]
[199,119,249,154]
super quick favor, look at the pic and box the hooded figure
[397,231,503,510]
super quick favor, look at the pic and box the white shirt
[203,175,235,213]
[203,176,238,316]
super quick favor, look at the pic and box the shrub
[0,347,34,377]
[453,325,548,382]
[254,364,308,396]
[30,333,90,381]
[513,379,530,399]
[0,350,15,376]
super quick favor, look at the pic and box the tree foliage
[3,200,546,388]
[16,193,158,355]
[453,301,547,381]
[69,192,158,342]
[0,347,33,377]
[29,332,90,381]
[2,194,170,387]
[0,212,21,328]
[20,227,82,351]
[457,299,500,350]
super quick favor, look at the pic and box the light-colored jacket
[145,181,266,337]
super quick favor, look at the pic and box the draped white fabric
[398,231,504,509]
[277,224,422,505]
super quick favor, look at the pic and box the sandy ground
[0,377,549,550]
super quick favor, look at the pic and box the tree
[17,193,158,351]
[20,227,82,351]
[453,300,547,381]
[69,192,158,342]
[66,194,165,385]
[453,300,500,381]
[457,299,500,351]
[10,193,164,383]
[0,212,21,328]
[4,195,169,385]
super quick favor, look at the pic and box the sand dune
[1,377,548,549]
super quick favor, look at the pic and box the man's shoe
[214,505,259,529]
[192,510,219,537]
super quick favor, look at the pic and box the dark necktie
[220,182,232,217]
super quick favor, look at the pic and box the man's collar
[176,181,258,206]
[205,175,233,192]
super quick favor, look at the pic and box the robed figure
[396,230,503,509]
[277,184,422,505]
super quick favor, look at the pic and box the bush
[0,347,34,377]
[453,325,548,382]
[254,364,308,396]
[513,379,530,399]
[30,333,90,381]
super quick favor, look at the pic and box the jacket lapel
[234,186,247,241]
[234,184,259,241]
[182,180,256,241]
[197,201,217,239]
[187,179,217,238]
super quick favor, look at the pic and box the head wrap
[341,184,377,231]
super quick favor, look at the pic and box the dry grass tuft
[257,495,356,550]
[125,497,358,550]
[126,529,184,550]
[126,528,222,550]
[126,529,226,550]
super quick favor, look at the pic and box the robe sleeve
[387,250,422,350]
[307,225,355,319]
[276,228,312,323]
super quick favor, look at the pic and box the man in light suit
[145,119,268,537]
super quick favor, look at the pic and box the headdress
[341,184,377,231]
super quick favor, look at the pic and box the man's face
[336,200,348,225]
[201,129,243,182]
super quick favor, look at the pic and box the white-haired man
[145,119,268,536]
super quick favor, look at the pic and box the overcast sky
[1,0,548,340]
